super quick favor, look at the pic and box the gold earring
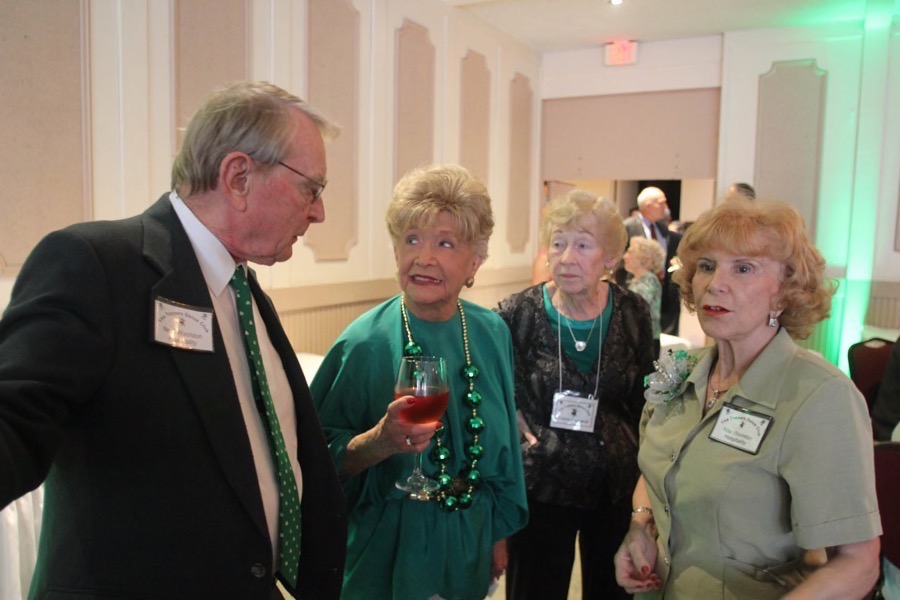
[465,277,475,288]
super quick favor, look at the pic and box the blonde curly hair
[386,164,494,260]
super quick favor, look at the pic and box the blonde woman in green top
[312,164,527,599]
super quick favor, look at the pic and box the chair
[875,442,900,568]
[848,338,895,412]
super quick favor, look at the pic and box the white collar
[168,190,239,297]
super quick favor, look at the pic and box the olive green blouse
[638,329,882,599]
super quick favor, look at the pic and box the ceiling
[444,0,874,54]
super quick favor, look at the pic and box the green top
[311,295,528,600]
[541,283,613,373]
[638,329,881,598]
[627,271,661,340]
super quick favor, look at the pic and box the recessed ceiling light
[610,0,623,5]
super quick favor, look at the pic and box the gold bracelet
[631,506,653,516]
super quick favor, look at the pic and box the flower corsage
[644,349,698,405]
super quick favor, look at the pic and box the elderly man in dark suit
[0,81,347,599]
[617,186,682,336]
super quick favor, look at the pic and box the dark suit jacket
[618,215,682,335]
[0,196,347,599]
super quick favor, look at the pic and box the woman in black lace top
[497,190,654,599]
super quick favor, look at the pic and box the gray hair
[628,236,666,273]
[637,186,666,209]
[540,189,627,262]
[171,81,338,197]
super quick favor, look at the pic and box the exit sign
[604,40,638,66]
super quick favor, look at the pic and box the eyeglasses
[278,161,326,201]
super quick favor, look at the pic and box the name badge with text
[152,296,215,352]
[550,391,599,433]
[709,402,773,454]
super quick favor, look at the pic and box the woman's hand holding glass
[383,396,440,452]
[393,356,449,498]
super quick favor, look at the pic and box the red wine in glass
[396,389,449,423]
[394,356,448,498]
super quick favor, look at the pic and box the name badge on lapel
[709,402,773,454]
[152,296,215,352]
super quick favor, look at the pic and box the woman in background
[623,236,666,357]
[615,199,881,598]
[312,164,527,599]
[497,190,654,599]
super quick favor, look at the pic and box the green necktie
[230,266,301,588]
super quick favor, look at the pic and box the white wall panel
[496,46,542,268]
[447,11,541,269]
[874,29,900,279]
[719,25,864,267]
[248,0,543,292]
[90,0,175,222]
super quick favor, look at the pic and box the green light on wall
[774,2,867,29]
[831,0,891,374]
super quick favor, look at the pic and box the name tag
[709,402,773,454]
[550,391,599,433]
[152,296,215,352]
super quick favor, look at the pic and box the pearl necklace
[401,296,483,511]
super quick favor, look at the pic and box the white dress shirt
[639,214,667,253]
[169,192,302,563]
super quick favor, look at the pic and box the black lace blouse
[496,283,655,509]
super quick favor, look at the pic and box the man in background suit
[617,186,682,335]
[0,81,347,599]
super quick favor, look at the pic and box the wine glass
[394,355,449,499]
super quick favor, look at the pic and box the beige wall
[542,88,720,182]
[2,2,897,361]
[0,0,541,353]
[0,0,87,277]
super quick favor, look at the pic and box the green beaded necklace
[400,296,484,511]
